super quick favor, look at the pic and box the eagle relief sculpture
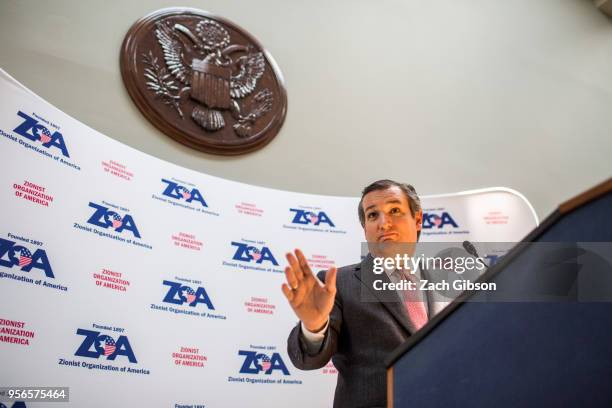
[121,9,286,154]
[143,19,273,138]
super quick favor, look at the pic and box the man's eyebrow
[364,199,403,213]
[364,204,377,213]
[385,199,402,205]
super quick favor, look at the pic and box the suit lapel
[353,254,413,334]
[420,266,450,317]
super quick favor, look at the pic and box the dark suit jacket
[287,254,434,408]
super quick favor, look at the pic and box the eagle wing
[248,89,273,120]
[155,22,191,85]
[230,51,265,99]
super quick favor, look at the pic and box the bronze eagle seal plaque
[120,8,287,155]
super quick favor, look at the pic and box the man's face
[361,186,422,257]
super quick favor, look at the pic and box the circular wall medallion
[120,8,287,155]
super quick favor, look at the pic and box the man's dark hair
[358,179,422,240]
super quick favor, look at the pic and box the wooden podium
[386,178,612,408]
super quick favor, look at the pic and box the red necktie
[400,270,428,331]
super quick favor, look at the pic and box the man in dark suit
[282,180,431,408]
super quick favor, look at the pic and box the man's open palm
[281,249,337,332]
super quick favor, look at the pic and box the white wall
[1,0,610,220]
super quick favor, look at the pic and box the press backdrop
[0,69,537,407]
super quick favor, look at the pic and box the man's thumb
[325,266,337,293]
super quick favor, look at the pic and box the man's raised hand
[281,249,337,332]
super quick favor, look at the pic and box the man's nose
[378,214,392,230]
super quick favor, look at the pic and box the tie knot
[395,268,416,282]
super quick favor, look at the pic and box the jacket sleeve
[287,270,343,370]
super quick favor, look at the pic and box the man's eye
[390,208,401,214]
[367,212,377,220]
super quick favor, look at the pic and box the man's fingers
[295,249,314,279]
[282,275,309,306]
[281,283,294,302]
[284,266,298,289]
[286,252,304,281]
[281,282,306,307]
[291,279,309,306]
[325,266,337,294]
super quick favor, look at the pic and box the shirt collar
[384,264,421,280]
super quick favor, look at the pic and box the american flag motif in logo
[432,215,442,227]
[179,186,191,200]
[102,336,116,356]
[110,212,123,229]
[39,127,52,144]
[308,213,319,224]
[182,287,196,304]
[259,354,271,372]
[18,248,32,267]
[250,247,261,261]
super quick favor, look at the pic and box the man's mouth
[378,232,398,242]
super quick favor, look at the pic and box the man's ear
[415,209,423,231]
